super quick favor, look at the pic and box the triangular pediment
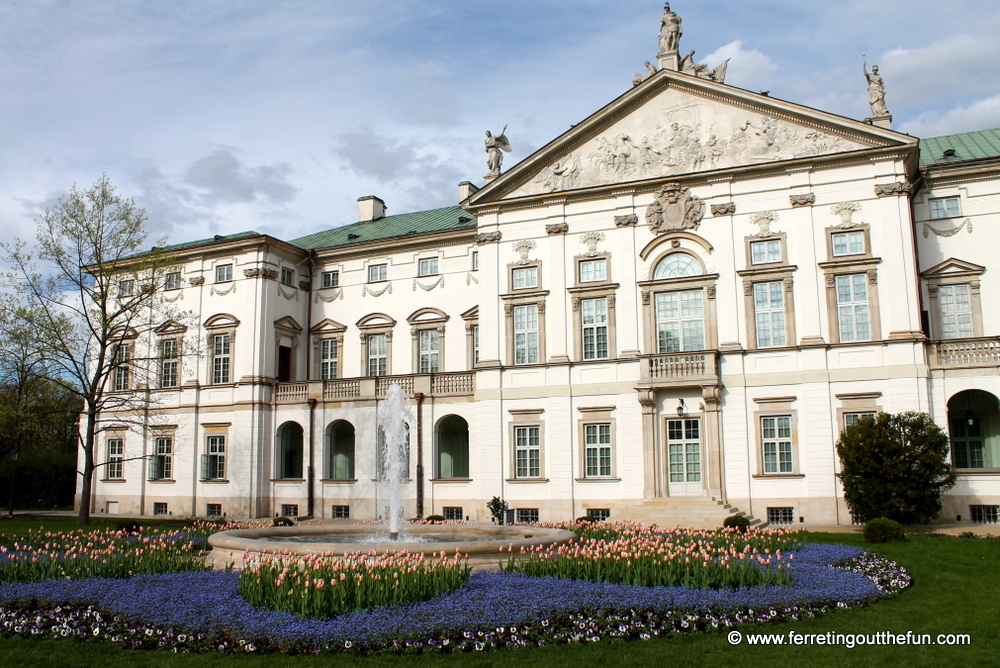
[921,257,985,277]
[274,316,303,334]
[470,69,916,204]
[309,318,347,334]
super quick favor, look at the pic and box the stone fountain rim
[207,522,577,557]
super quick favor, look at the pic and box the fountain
[206,383,576,569]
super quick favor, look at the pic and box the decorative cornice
[874,181,914,197]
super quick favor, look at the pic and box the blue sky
[1,1,999,249]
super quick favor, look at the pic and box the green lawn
[0,515,192,540]
[0,531,996,667]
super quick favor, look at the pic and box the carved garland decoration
[277,284,298,301]
[789,193,816,207]
[711,203,736,217]
[413,276,444,292]
[923,218,972,238]
[545,223,568,235]
[314,288,344,303]
[874,181,914,197]
[614,214,637,227]
[363,282,392,297]
[210,282,236,296]
[475,231,502,244]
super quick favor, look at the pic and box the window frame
[321,270,340,289]
[824,224,872,263]
[367,263,387,283]
[582,421,614,479]
[201,434,226,481]
[357,314,395,378]
[408,308,449,374]
[118,279,135,298]
[514,425,541,478]
[752,399,801,478]
[148,436,173,481]
[105,438,124,480]
[215,264,233,283]
[819,259,883,344]
[639,257,718,355]
[164,271,182,291]
[744,233,787,267]
[507,410,547,482]
[280,267,295,286]
[929,196,961,220]
[367,333,388,377]
[159,338,180,388]
[418,257,439,277]
[925,278,984,341]
[211,332,232,384]
[112,341,132,392]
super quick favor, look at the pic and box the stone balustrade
[274,372,475,404]
[929,337,1000,369]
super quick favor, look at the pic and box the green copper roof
[154,230,263,254]
[289,205,477,251]
[919,128,1000,167]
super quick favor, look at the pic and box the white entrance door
[666,418,703,496]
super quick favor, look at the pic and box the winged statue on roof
[485,125,512,179]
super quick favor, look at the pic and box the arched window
[947,390,1000,469]
[653,253,701,279]
[436,415,470,478]
[326,420,355,480]
[276,422,303,479]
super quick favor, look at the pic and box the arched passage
[436,415,470,479]
[947,389,1000,469]
[326,420,355,480]
[276,422,304,479]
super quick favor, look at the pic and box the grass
[0,515,192,540]
[0,531,996,666]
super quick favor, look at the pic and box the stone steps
[620,497,765,529]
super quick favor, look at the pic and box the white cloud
[704,40,776,93]
[898,95,1000,137]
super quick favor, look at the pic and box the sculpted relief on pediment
[508,97,867,198]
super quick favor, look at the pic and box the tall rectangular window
[512,267,537,289]
[513,305,539,364]
[938,285,973,339]
[118,280,134,297]
[581,298,609,359]
[472,251,479,271]
[753,282,786,347]
[320,339,338,379]
[761,416,793,474]
[836,274,871,342]
[212,333,231,384]
[113,343,131,391]
[201,435,226,480]
[579,259,607,282]
[515,425,541,478]
[655,290,705,353]
[418,258,438,276]
[929,197,961,219]
[215,264,233,283]
[368,264,387,282]
[472,324,480,365]
[750,240,781,264]
[149,437,173,480]
[106,439,123,479]
[164,271,182,291]
[584,423,612,477]
[832,232,865,256]
[321,271,339,288]
[368,333,387,376]
[418,330,440,373]
[160,339,179,388]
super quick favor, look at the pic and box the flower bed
[0,542,911,654]
[503,523,798,588]
[239,550,471,618]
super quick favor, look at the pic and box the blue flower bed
[0,543,910,654]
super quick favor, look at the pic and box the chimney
[458,181,479,202]
[358,195,386,222]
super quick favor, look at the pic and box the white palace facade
[83,23,1000,527]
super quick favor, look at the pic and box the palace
[83,11,1000,527]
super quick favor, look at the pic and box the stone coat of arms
[645,183,705,234]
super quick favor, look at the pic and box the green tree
[2,176,183,523]
[836,411,956,524]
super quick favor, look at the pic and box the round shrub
[272,516,295,527]
[864,518,906,543]
[722,514,751,533]
[425,514,446,523]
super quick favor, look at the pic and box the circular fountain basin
[206,522,577,570]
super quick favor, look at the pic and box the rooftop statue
[485,125,512,179]
[658,3,682,54]
[863,54,889,117]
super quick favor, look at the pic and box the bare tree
[2,175,186,524]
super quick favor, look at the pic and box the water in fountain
[378,384,414,539]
